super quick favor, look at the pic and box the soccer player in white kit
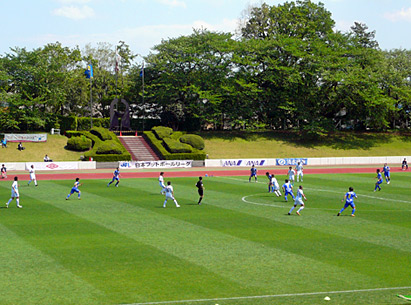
[163,181,180,208]
[271,174,282,197]
[27,165,38,186]
[6,176,23,208]
[288,185,306,215]
[288,166,295,185]
[295,162,303,182]
[159,172,166,194]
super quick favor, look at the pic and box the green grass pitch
[0,172,410,305]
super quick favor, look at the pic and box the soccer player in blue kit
[382,163,391,184]
[374,168,383,191]
[66,178,82,200]
[107,167,120,187]
[337,187,357,217]
[249,165,257,182]
[282,179,295,202]
[266,172,272,192]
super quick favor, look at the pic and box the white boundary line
[220,176,411,210]
[122,286,411,305]
[241,193,410,212]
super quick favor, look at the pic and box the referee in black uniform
[196,176,204,205]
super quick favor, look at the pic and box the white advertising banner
[5,134,47,142]
[220,159,274,167]
[25,162,79,171]
[119,160,193,169]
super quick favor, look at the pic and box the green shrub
[65,130,84,138]
[180,134,205,150]
[90,127,112,141]
[163,138,193,153]
[152,126,173,139]
[143,131,206,160]
[96,141,123,154]
[83,153,131,162]
[67,136,92,151]
[66,128,131,161]
[170,131,184,140]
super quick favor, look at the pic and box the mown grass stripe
[24,181,381,294]
[122,286,411,305]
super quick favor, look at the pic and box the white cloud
[28,18,239,58]
[157,0,187,8]
[56,0,92,3]
[52,5,95,20]
[334,19,354,33]
[384,7,411,22]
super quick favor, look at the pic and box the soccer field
[0,172,410,305]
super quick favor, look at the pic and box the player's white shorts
[294,198,304,206]
[159,182,165,188]
[11,190,19,198]
[289,175,295,181]
[273,184,280,190]
[165,194,175,200]
[30,174,36,180]
[297,171,303,176]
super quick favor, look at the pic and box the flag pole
[89,68,93,129]
[142,61,145,132]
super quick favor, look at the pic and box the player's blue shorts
[111,177,120,182]
[377,180,383,185]
[384,172,390,177]
[250,173,257,177]
[344,202,355,209]
[70,187,80,194]
[285,190,294,196]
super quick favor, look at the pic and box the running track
[3,167,407,181]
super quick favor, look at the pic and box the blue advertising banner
[276,158,308,166]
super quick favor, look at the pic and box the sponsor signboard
[25,162,79,171]
[5,134,47,142]
[276,158,308,166]
[119,160,193,169]
[221,159,267,167]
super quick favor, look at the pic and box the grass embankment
[0,135,83,162]
[201,131,411,159]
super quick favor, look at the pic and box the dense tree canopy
[0,0,410,135]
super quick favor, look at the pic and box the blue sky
[1,0,410,59]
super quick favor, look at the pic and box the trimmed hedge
[60,116,110,133]
[163,138,193,153]
[180,134,205,150]
[152,126,173,139]
[143,131,206,160]
[66,128,131,161]
[90,127,112,141]
[67,136,92,151]
[96,141,123,154]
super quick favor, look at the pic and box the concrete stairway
[119,136,160,161]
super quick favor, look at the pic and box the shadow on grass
[199,130,398,150]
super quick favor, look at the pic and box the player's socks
[6,198,12,207]
[352,208,355,215]
[115,182,119,187]
[289,206,295,214]
[337,212,341,216]
[16,199,20,207]
[297,206,304,213]
[198,197,203,205]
